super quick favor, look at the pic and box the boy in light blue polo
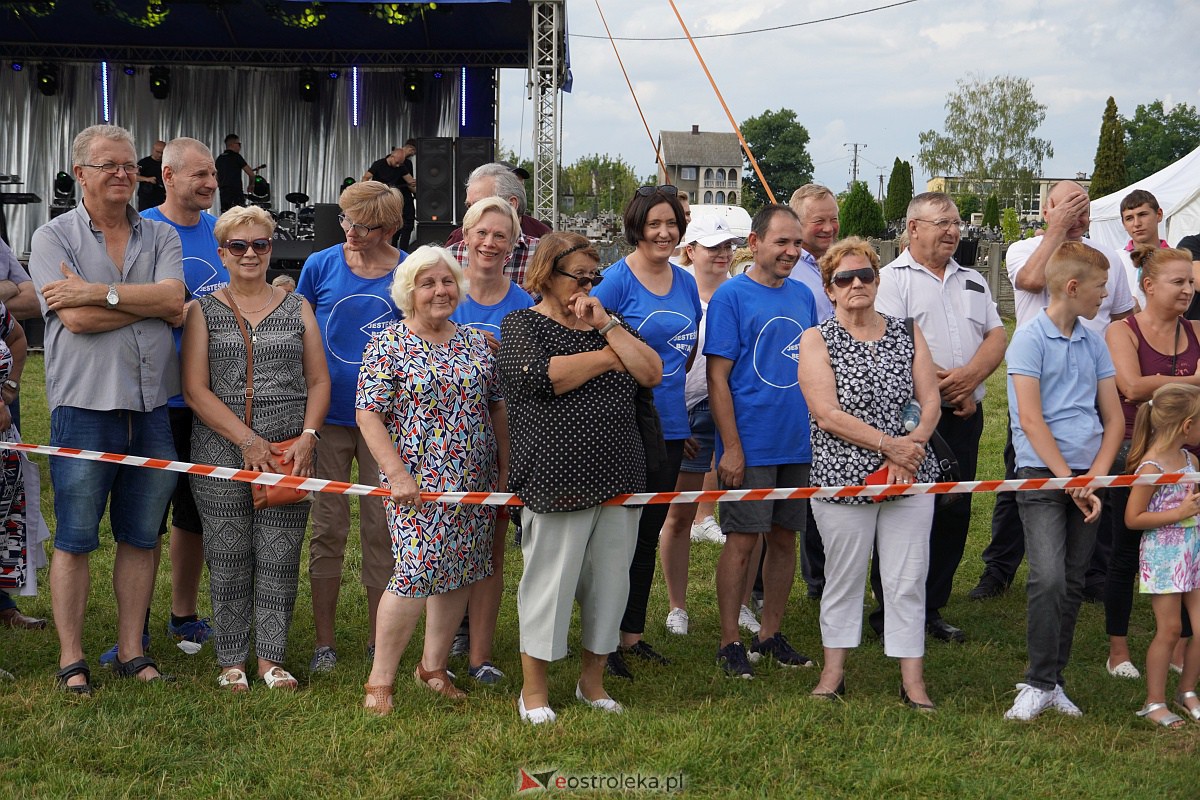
[1003,241,1124,721]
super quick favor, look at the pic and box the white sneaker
[665,607,689,635]
[1004,683,1054,721]
[738,604,761,635]
[1051,685,1083,717]
[690,516,725,543]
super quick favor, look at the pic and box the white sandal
[575,683,624,714]
[261,666,298,690]
[1175,691,1200,721]
[217,668,249,692]
[1105,658,1141,679]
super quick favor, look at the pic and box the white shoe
[1051,685,1083,717]
[665,607,689,636]
[738,604,761,635]
[1105,658,1141,679]
[518,693,556,725]
[690,516,725,543]
[1004,683,1054,721]
[575,683,624,713]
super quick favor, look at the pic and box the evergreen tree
[1090,97,1127,198]
[983,194,1000,228]
[839,181,886,238]
[883,158,913,222]
[1000,208,1022,243]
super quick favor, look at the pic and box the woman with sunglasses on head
[296,181,406,676]
[498,232,661,723]
[182,206,330,692]
[591,185,702,680]
[796,237,941,710]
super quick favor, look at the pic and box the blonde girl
[1125,382,1200,728]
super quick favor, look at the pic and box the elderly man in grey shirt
[29,124,185,692]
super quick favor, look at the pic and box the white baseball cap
[683,215,742,248]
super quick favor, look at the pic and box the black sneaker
[716,641,754,679]
[624,640,671,665]
[606,649,634,681]
[748,632,813,668]
[1081,584,1105,604]
[967,572,1010,600]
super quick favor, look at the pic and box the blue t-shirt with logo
[592,258,702,441]
[297,244,406,426]
[141,207,228,408]
[449,281,534,340]
[703,272,817,466]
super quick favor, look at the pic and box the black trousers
[870,404,983,631]
[620,439,685,636]
[800,501,825,595]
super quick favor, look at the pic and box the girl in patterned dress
[1125,383,1200,727]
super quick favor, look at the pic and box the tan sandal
[363,683,394,716]
[414,663,466,700]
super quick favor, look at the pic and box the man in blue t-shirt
[705,204,818,679]
[123,137,228,661]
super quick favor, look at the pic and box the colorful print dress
[1138,452,1200,593]
[356,322,501,597]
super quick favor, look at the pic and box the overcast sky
[497,0,1200,199]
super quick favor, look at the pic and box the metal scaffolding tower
[530,0,564,227]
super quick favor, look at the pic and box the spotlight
[402,70,423,103]
[432,70,443,80]
[300,70,318,102]
[342,177,356,188]
[148,66,170,99]
[327,69,339,80]
[36,63,58,96]
[11,62,23,72]
[123,65,136,76]
[53,171,76,203]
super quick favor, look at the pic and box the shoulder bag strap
[222,289,255,428]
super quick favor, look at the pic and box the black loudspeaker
[416,137,453,223]
[313,203,344,251]
[412,221,456,248]
[454,137,494,215]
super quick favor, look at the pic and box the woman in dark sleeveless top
[1104,246,1200,679]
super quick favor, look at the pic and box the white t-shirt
[1006,236,1135,332]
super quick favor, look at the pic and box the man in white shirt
[969,180,1134,601]
[875,193,1006,642]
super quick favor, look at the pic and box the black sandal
[113,654,173,683]
[55,659,93,695]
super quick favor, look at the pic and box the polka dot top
[498,308,647,513]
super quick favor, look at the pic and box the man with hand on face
[874,192,1006,643]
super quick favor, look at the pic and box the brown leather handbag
[224,289,311,509]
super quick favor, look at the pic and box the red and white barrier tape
[0,441,1193,506]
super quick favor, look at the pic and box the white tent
[1089,144,1200,252]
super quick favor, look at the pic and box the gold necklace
[227,285,276,315]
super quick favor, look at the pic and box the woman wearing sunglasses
[498,232,661,723]
[591,185,702,680]
[297,180,406,676]
[182,206,330,692]
[796,237,941,710]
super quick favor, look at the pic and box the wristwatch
[302,428,321,440]
[105,283,120,308]
[598,315,621,336]
[2,380,16,393]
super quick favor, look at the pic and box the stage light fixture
[300,70,318,102]
[342,177,356,188]
[53,171,76,202]
[403,70,423,103]
[149,66,170,99]
[36,63,58,96]
[123,65,136,76]
[328,69,339,80]
[11,62,23,72]
[432,70,443,79]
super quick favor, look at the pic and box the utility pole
[876,168,887,203]
[844,142,867,184]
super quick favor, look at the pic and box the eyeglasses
[699,241,735,253]
[553,266,604,288]
[636,184,678,198]
[913,217,963,231]
[338,213,383,236]
[83,162,139,176]
[830,267,877,288]
[223,238,273,256]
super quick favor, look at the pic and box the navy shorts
[680,399,716,474]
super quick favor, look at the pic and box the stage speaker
[455,137,494,214]
[416,137,453,223]
[313,203,344,251]
[412,221,455,248]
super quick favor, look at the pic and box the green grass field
[1,350,1196,799]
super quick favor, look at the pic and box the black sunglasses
[553,266,604,288]
[635,184,678,198]
[830,267,877,288]
[224,238,273,256]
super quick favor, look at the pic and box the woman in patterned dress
[182,206,330,692]
[357,245,509,714]
[797,237,941,710]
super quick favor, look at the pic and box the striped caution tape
[0,441,1193,506]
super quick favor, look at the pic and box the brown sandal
[414,663,466,700]
[363,683,394,716]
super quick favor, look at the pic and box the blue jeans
[1015,466,1098,691]
[49,406,178,554]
